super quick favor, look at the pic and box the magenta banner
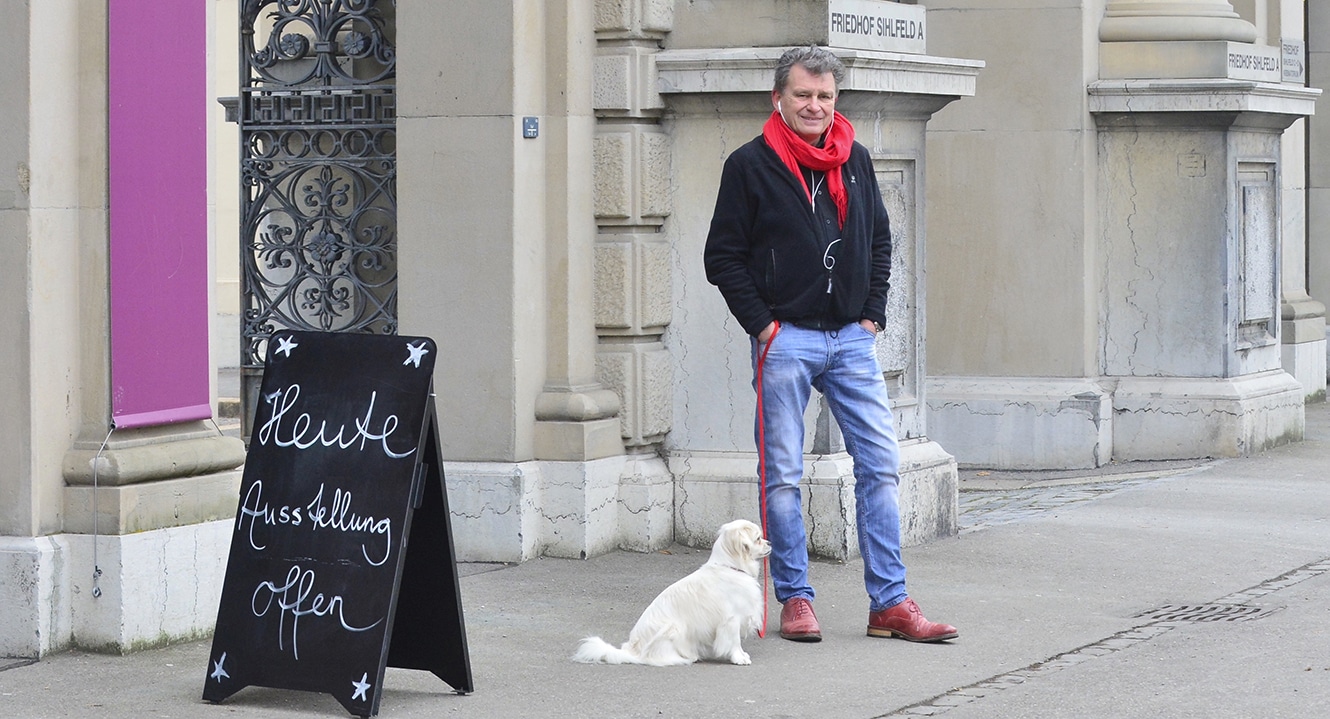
[108,1,212,428]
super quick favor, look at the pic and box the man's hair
[773,46,846,93]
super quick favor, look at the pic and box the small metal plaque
[1177,153,1206,179]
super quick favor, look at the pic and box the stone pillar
[399,0,628,563]
[1091,0,1320,456]
[531,0,629,561]
[922,0,1319,469]
[1268,2,1327,401]
[534,0,625,463]
[923,2,1118,471]
[657,42,979,557]
[1311,2,1330,379]
[0,0,59,660]
[1099,1,1274,81]
[1100,0,1258,42]
[592,0,677,552]
[2,2,245,658]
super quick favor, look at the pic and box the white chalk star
[274,335,299,358]
[210,652,230,682]
[403,341,430,368]
[351,672,372,701]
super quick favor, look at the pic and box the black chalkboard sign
[203,330,472,717]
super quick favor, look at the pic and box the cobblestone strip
[877,557,1330,718]
[959,473,1190,533]
[1213,558,1330,605]
[879,624,1181,717]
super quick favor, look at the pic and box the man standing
[703,46,957,644]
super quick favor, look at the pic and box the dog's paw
[730,650,751,665]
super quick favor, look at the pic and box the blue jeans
[752,322,906,613]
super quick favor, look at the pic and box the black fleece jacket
[703,135,893,337]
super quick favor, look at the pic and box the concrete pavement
[3,401,1329,718]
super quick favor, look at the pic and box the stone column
[1090,0,1319,454]
[657,44,979,557]
[1267,2,1327,401]
[1101,0,1258,42]
[1099,1,1273,81]
[592,0,677,552]
[399,0,628,563]
[2,2,245,658]
[1090,83,1316,458]
[1311,2,1330,379]
[534,0,625,463]
[530,0,630,561]
[1092,0,1320,456]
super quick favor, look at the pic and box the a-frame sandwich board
[203,330,472,717]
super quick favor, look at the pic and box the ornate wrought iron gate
[238,0,397,435]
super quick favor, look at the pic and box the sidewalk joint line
[877,555,1330,718]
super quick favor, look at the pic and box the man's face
[772,63,838,144]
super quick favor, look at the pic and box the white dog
[573,519,771,666]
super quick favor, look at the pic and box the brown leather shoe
[867,598,958,642]
[779,597,822,642]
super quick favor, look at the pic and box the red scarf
[762,110,853,229]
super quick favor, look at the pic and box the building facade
[924,0,1324,467]
[1,0,1324,659]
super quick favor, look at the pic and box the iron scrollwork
[239,0,398,373]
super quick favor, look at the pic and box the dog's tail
[572,636,643,664]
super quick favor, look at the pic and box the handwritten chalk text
[251,565,383,660]
[256,384,415,459]
[236,480,393,566]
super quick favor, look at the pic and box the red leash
[754,321,780,638]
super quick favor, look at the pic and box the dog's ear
[718,523,745,560]
[737,524,761,559]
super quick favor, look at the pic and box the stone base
[0,520,232,658]
[443,455,674,562]
[616,454,674,553]
[0,536,71,658]
[898,439,961,545]
[539,457,628,559]
[805,453,858,560]
[926,377,1112,470]
[62,423,245,486]
[666,452,759,549]
[1112,371,1305,460]
[1100,41,1281,83]
[668,439,958,561]
[444,439,955,563]
[927,373,1305,466]
[1282,298,1328,401]
[1099,15,1257,45]
[443,461,542,563]
[66,521,231,654]
[532,417,624,463]
[1284,338,1328,402]
[63,470,241,535]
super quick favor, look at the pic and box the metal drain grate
[1137,603,1275,623]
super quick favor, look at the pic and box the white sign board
[1282,38,1306,84]
[1226,43,1282,83]
[828,0,926,55]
